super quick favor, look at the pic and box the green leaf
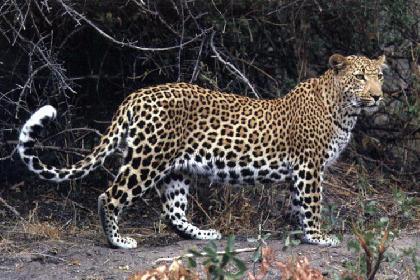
[226,235,235,252]
[252,248,262,262]
[379,216,389,227]
[262,233,272,240]
[188,249,203,257]
[233,257,247,273]
[291,238,301,246]
[187,257,197,268]
[347,239,361,253]
[284,235,290,247]
[203,259,213,267]
[365,201,378,215]
[203,246,217,257]
[221,254,230,267]
[209,241,218,252]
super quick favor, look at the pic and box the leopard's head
[329,54,386,111]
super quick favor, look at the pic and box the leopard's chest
[325,118,357,166]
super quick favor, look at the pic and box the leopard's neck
[317,70,361,122]
[316,70,360,164]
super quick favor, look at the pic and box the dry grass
[324,160,419,231]
[248,247,325,280]
[184,159,418,238]
[0,238,18,254]
[189,183,289,236]
[0,195,93,256]
[129,260,199,280]
[22,221,62,240]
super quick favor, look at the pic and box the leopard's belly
[173,155,292,185]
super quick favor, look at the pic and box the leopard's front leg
[291,162,340,246]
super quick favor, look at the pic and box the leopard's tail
[18,105,118,182]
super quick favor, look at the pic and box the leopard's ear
[329,54,348,72]
[377,55,387,69]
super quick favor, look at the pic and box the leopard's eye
[378,73,383,79]
[355,74,365,80]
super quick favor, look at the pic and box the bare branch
[0,196,24,221]
[190,38,205,83]
[210,32,259,98]
[57,0,212,52]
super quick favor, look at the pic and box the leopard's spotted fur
[18,54,386,248]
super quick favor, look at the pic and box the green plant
[344,220,391,280]
[249,232,271,262]
[282,230,302,251]
[187,235,247,280]
[248,229,271,276]
[322,203,340,233]
[392,188,417,222]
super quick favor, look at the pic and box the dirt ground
[0,229,418,280]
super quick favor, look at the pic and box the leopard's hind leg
[98,164,139,249]
[98,137,171,249]
[160,172,221,240]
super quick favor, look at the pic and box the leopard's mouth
[353,98,382,108]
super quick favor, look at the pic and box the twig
[136,2,180,36]
[1,13,76,104]
[368,230,389,280]
[352,224,390,280]
[5,140,90,156]
[154,247,257,264]
[0,146,17,161]
[63,196,93,214]
[189,193,213,221]
[323,180,358,196]
[351,147,420,176]
[353,226,373,276]
[190,38,205,82]
[176,0,185,82]
[30,252,67,263]
[236,56,279,86]
[47,127,103,139]
[210,32,259,98]
[32,0,52,25]
[100,165,116,179]
[0,196,24,221]
[15,64,50,119]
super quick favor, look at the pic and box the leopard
[17,54,386,249]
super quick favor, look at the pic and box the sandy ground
[0,231,418,280]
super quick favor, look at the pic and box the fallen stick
[0,196,24,221]
[30,252,67,263]
[154,247,257,264]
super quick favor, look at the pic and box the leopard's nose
[372,95,380,101]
